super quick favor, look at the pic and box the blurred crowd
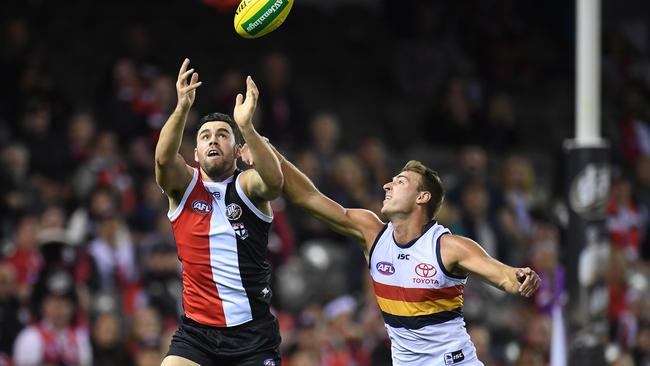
[1,0,650,365]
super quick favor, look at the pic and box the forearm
[155,107,189,165]
[495,266,520,294]
[241,125,283,189]
[275,151,319,205]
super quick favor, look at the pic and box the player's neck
[390,213,431,244]
[201,167,237,183]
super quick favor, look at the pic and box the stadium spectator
[0,263,24,364]
[12,272,92,366]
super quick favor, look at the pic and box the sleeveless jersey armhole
[235,173,273,223]
[435,232,468,280]
[168,168,199,222]
[368,224,388,268]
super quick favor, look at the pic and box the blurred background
[0,0,649,365]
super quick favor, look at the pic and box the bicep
[155,155,193,198]
[444,235,511,287]
[240,169,281,202]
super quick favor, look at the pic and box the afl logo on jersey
[191,200,212,215]
[415,263,436,278]
[263,359,276,366]
[226,203,243,221]
[376,262,395,275]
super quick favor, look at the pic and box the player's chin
[202,160,224,174]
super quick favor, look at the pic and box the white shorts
[386,318,484,366]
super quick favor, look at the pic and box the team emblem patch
[263,358,276,366]
[191,200,212,215]
[444,349,465,365]
[415,263,436,278]
[232,222,249,240]
[226,203,243,221]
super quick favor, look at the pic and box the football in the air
[234,0,294,39]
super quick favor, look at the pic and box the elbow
[267,174,284,197]
[155,157,168,169]
[155,153,175,168]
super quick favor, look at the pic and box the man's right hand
[176,58,202,112]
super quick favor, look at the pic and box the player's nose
[383,182,391,191]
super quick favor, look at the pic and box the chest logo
[226,203,243,221]
[231,222,249,240]
[415,263,436,278]
[376,262,395,275]
[191,200,213,215]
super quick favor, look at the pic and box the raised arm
[440,234,541,297]
[275,149,385,253]
[234,76,284,202]
[155,58,202,203]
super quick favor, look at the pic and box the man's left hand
[233,76,259,130]
[516,267,541,298]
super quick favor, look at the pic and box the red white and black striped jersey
[169,168,274,327]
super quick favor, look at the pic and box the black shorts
[167,315,282,366]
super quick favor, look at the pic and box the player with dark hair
[156,58,284,366]
[272,153,541,365]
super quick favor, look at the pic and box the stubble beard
[200,155,236,181]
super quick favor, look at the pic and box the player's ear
[234,143,243,160]
[417,191,431,205]
[194,148,198,163]
[240,143,253,166]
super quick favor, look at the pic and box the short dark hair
[197,112,243,145]
[401,160,445,219]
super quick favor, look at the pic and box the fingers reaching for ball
[233,76,259,129]
[176,58,202,111]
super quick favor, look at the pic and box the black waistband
[381,308,463,329]
[181,312,274,330]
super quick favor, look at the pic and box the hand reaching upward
[233,76,259,130]
[176,58,202,112]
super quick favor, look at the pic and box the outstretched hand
[176,58,202,112]
[516,267,541,298]
[233,76,259,130]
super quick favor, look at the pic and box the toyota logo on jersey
[415,263,436,278]
[191,200,213,215]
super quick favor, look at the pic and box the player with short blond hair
[273,152,541,366]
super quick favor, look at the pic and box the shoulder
[234,169,255,197]
[439,234,489,263]
[349,209,386,244]
[440,234,474,251]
